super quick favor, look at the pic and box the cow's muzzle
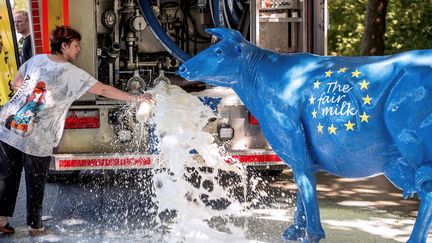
[178,64,187,74]
[177,64,195,81]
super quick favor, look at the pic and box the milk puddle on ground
[139,81,264,242]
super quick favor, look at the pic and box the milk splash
[146,82,249,242]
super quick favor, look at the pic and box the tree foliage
[328,0,367,56]
[11,0,28,11]
[329,0,432,56]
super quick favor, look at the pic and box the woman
[0,26,152,236]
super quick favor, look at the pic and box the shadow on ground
[0,168,428,243]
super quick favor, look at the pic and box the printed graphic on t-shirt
[0,54,98,156]
[6,81,46,137]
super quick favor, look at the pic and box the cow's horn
[205,28,243,42]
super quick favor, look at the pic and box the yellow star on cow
[313,80,321,89]
[359,79,369,90]
[325,69,333,77]
[309,95,316,105]
[317,123,324,134]
[360,112,369,123]
[312,110,317,119]
[351,69,361,78]
[328,124,337,135]
[344,120,355,131]
[338,67,348,73]
[362,94,372,105]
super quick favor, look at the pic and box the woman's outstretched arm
[88,81,152,102]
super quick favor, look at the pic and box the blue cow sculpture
[178,28,432,242]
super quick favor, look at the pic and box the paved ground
[269,170,424,242]
[0,168,429,242]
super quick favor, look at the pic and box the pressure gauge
[130,15,146,32]
[102,10,116,29]
[127,75,146,94]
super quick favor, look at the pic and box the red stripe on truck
[59,158,151,168]
[57,154,282,169]
[41,0,49,53]
[225,154,282,164]
[63,0,69,26]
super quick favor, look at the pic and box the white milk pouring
[143,82,252,242]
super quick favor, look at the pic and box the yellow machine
[0,0,18,105]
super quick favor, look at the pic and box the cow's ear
[205,28,225,40]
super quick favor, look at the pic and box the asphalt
[0,168,430,242]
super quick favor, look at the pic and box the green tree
[328,0,432,56]
[328,0,367,56]
[11,0,28,11]
[385,0,432,53]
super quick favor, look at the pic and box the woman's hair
[50,26,81,55]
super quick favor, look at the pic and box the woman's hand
[134,93,153,103]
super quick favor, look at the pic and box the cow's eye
[216,48,223,55]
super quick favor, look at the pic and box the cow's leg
[408,192,432,243]
[283,192,306,240]
[408,164,432,243]
[292,170,325,242]
[383,157,416,199]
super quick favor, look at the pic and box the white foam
[147,82,249,240]
[136,101,153,122]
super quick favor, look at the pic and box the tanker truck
[0,0,327,174]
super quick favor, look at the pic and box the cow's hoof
[283,225,305,241]
[304,231,326,243]
[403,188,416,199]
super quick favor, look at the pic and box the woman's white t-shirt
[0,54,97,157]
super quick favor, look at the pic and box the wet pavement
[0,168,430,242]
